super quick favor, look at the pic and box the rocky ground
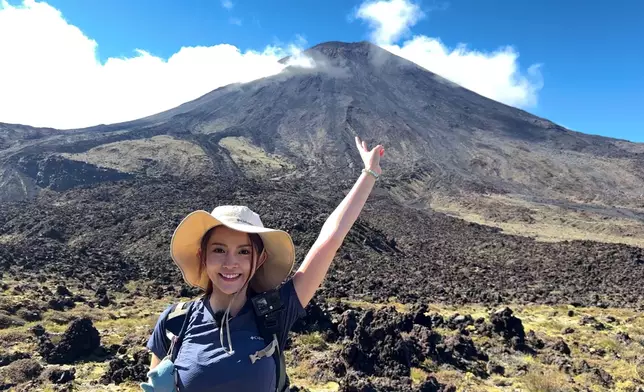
[288,298,644,392]
[2,40,644,391]
[0,175,643,391]
[0,277,642,391]
[1,175,643,309]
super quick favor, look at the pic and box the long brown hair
[198,226,265,295]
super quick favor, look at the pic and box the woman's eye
[213,248,225,253]
[239,249,250,255]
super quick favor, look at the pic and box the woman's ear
[256,249,268,270]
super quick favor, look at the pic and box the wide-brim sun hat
[170,205,295,293]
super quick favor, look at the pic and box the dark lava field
[1,41,643,391]
[1,175,643,310]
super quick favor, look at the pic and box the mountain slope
[0,41,643,246]
[2,41,644,392]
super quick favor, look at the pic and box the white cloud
[229,17,242,26]
[355,0,424,45]
[0,0,306,129]
[0,0,546,129]
[355,0,543,108]
[384,37,544,107]
[221,0,233,10]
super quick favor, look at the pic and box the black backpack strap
[250,289,289,392]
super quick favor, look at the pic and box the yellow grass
[431,194,644,248]
[218,136,295,173]
[520,365,572,392]
[61,135,213,176]
[1,277,642,391]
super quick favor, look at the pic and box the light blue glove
[140,357,177,392]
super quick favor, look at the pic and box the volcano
[2,42,643,240]
[0,41,643,308]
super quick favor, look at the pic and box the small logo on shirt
[250,336,263,341]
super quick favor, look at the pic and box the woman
[143,136,384,391]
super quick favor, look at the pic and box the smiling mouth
[219,273,242,282]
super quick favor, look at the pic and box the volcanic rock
[337,309,358,340]
[56,285,72,297]
[591,368,613,388]
[0,352,30,367]
[97,295,111,307]
[447,314,474,331]
[410,304,432,328]
[550,338,571,355]
[0,312,24,329]
[338,371,377,392]
[48,297,75,311]
[489,307,525,348]
[340,308,422,377]
[42,366,76,384]
[525,330,545,349]
[100,349,149,385]
[0,41,641,314]
[95,287,107,297]
[604,315,617,323]
[616,331,631,343]
[579,316,606,330]
[292,298,338,341]
[486,362,505,376]
[38,318,100,364]
[16,308,41,322]
[0,359,42,384]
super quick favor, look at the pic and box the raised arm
[293,136,384,307]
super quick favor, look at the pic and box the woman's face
[204,226,254,295]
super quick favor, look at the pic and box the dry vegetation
[430,193,644,248]
[1,275,643,391]
[286,299,644,392]
[218,136,295,174]
[60,135,213,177]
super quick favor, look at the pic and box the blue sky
[1,0,642,142]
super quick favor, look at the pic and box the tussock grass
[219,136,295,173]
[298,332,329,351]
[433,367,502,391]
[2,277,643,391]
[520,365,572,392]
[320,298,644,391]
[410,367,428,384]
[431,193,644,248]
[61,135,213,177]
[331,298,409,313]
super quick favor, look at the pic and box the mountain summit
[1,40,643,245]
[1,39,643,392]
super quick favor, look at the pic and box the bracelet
[362,168,380,180]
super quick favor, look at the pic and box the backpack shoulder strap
[250,288,289,392]
[162,300,195,354]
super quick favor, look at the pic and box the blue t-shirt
[147,279,306,392]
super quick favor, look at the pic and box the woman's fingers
[356,136,384,157]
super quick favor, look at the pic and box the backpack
[162,288,290,392]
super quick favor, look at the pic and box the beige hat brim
[170,210,295,293]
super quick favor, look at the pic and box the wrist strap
[362,168,379,180]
